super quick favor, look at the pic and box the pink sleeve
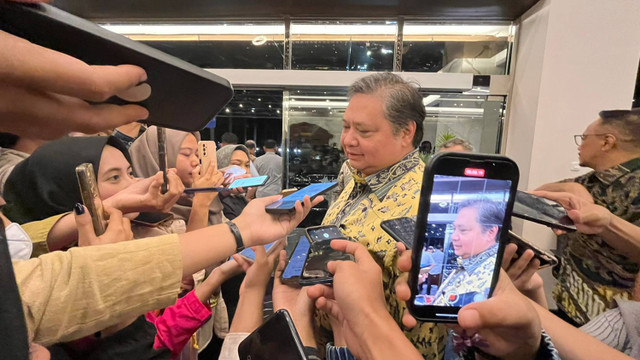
[145,290,212,357]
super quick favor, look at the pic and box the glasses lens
[574,135,582,146]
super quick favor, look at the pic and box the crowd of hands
[0,1,625,358]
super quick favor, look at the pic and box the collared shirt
[434,243,498,306]
[553,157,640,325]
[318,149,446,359]
[254,152,282,198]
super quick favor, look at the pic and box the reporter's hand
[532,190,612,234]
[452,270,542,360]
[234,195,323,247]
[0,31,149,140]
[501,243,543,295]
[233,240,284,295]
[191,165,224,204]
[273,250,317,347]
[74,205,133,246]
[394,242,419,328]
[104,170,184,214]
[306,240,389,357]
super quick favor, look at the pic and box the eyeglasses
[573,133,610,146]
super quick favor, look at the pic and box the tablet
[0,2,234,132]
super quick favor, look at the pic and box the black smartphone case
[0,2,233,132]
[407,152,519,323]
[238,310,306,360]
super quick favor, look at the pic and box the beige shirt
[13,234,182,346]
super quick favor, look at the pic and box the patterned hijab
[128,126,223,225]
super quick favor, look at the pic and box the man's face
[341,93,414,176]
[578,119,607,169]
[451,207,497,259]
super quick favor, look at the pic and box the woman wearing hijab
[129,126,225,230]
[2,136,185,250]
[215,144,254,220]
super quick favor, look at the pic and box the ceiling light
[252,35,267,46]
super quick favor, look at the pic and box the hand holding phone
[506,231,558,269]
[75,163,107,236]
[512,191,576,232]
[157,127,168,194]
[0,2,234,133]
[408,152,519,322]
[185,175,269,194]
[238,309,306,360]
[266,182,337,214]
[198,141,217,173]
[299,225,353,286]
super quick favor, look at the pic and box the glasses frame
[573,133,610,146]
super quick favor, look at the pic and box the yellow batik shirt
[318,150,446,359]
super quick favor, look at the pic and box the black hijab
[3,136,131,224]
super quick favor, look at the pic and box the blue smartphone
[237,241,276,262]
[281,236,310,285]
[184,175,269,194]
[265,182,337,214]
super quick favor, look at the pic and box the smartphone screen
[305,225,347,243]
[228,175,269,189]
[238,241,276,262]
[265,182,337,213]
[512,191,576,231]
[282,236,310,283]
[238,309,306,360]
[409,153,518,322]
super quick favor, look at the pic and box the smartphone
[75,163,107,236]
[198,141,217,173]
[507,230,558,269]
[238,309,306,360]
[281,236,311,285]
[265,182,337,214]
[0,2,233,132]
[299,225,354,286]
[381,217,417,248]
[408,152,519,323]
[237,241,278,262]
[184,175,269,193]
[157,127,168,194]
[131,212,173,227]
[512,191,577,232]
[304,225,348,244]
[280,188,298,198]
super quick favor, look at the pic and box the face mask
[6,223,32,260]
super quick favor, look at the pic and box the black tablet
[0,2,234,132]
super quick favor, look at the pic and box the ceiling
[51,0,540,22]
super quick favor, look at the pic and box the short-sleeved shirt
[552,157,640,325]
[429,250,445,275]
[254,152,282,198]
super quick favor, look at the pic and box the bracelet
[226,221,245,252]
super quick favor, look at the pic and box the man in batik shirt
[536,109,640,325]
[434,199,504,306]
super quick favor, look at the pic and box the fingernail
[74,203,85,215]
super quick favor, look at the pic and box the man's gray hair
[348,73,425,148]
[439,138,474,152]
[458,198,505,239]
